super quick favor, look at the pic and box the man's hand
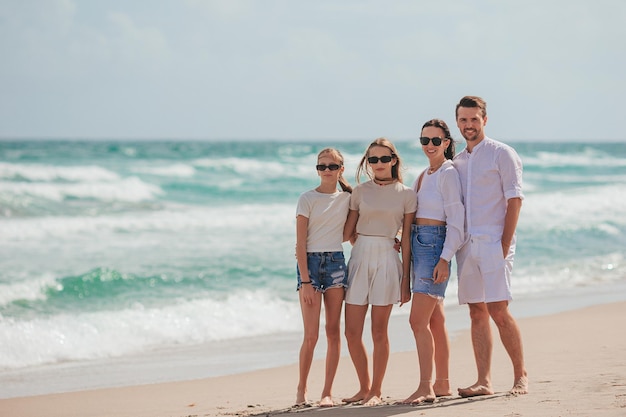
[433,258,450,284]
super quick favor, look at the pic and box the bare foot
[295,390,307,406]
[400,387,436,405]
[400,395,436,405]
[363,395,383,406]
[458,383,494,398]
[434,379,452,397]
[342,391,367,404]
[319,396,334,407]
[509,376,529,395]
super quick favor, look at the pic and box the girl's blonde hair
[317,148,352,193]
[355,138,404,184]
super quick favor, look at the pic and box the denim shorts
[411,224,450,298]
[296,251,348,292]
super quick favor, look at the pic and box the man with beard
[453,96,528,397]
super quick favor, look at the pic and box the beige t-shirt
[349,180,417,238]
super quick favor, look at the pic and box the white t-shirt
[349,180,417,238]
[296,189,350,252]
[413,160,465,261]
[453,137,524,237]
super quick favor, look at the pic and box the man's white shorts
[456,234,515,304]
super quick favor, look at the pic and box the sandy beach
[2,301,626,417]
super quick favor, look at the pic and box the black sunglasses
[419,137,446,146]
[316,164,342,171]
[367,155,394,164]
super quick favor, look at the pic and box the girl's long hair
[317,148,352,193]
[355,137,404,184]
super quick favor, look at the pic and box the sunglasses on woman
[316,164,342,171]
[419,137,446,146]
[367,155,394,164]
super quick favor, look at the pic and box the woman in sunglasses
[295,148,352,407]
[341,138,417,406]
[400,119,464,404]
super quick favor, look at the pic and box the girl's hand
[300,283,315,304]
[400,285,412,306]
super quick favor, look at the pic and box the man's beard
[462,129,480,141]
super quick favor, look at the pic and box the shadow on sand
[255,392,509,417]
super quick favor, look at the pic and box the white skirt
[346,235,402,306]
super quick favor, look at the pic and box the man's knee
[487,301,513,326]
[468,303,490,323]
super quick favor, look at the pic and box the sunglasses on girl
[316,164,342,171]
[367,155,394,164]
[419,136,446,146]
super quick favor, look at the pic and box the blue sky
[1,0,625,141]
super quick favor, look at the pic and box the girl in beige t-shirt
[341,138,416,406]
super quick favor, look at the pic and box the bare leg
[487,301,528,395]
[430,301,451,396]
[362,304,393,406]
[458,302,494,397]
[342,303,370,403]
[401,294,438,404]
[296,289,322,405]
[319,287,344,406]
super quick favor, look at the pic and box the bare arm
[296,215,314,304]
[400,211,415,306]
[502,197,522,257]
[343,209,359,244]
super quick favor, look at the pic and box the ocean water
[1,139,626,397]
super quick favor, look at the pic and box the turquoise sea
[1,139,626,398]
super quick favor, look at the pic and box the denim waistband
[411,224,446,233]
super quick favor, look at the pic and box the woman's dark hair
[422,119,455,160]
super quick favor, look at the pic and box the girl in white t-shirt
[295,148,352,407]
[341,138,417,406]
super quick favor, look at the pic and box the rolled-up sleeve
[440,167,466,262]
[498,147,524,201]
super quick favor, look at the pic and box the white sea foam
[523,149,626,168]
[195,157,286,177]
[519,183,626,232]
[0,203,294,242]
[0,288,301,370]
[0,273,59,306]
[0,162,120,182]
[195,156,324,181]
[0,177,163,203]
[513,251,625,295]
